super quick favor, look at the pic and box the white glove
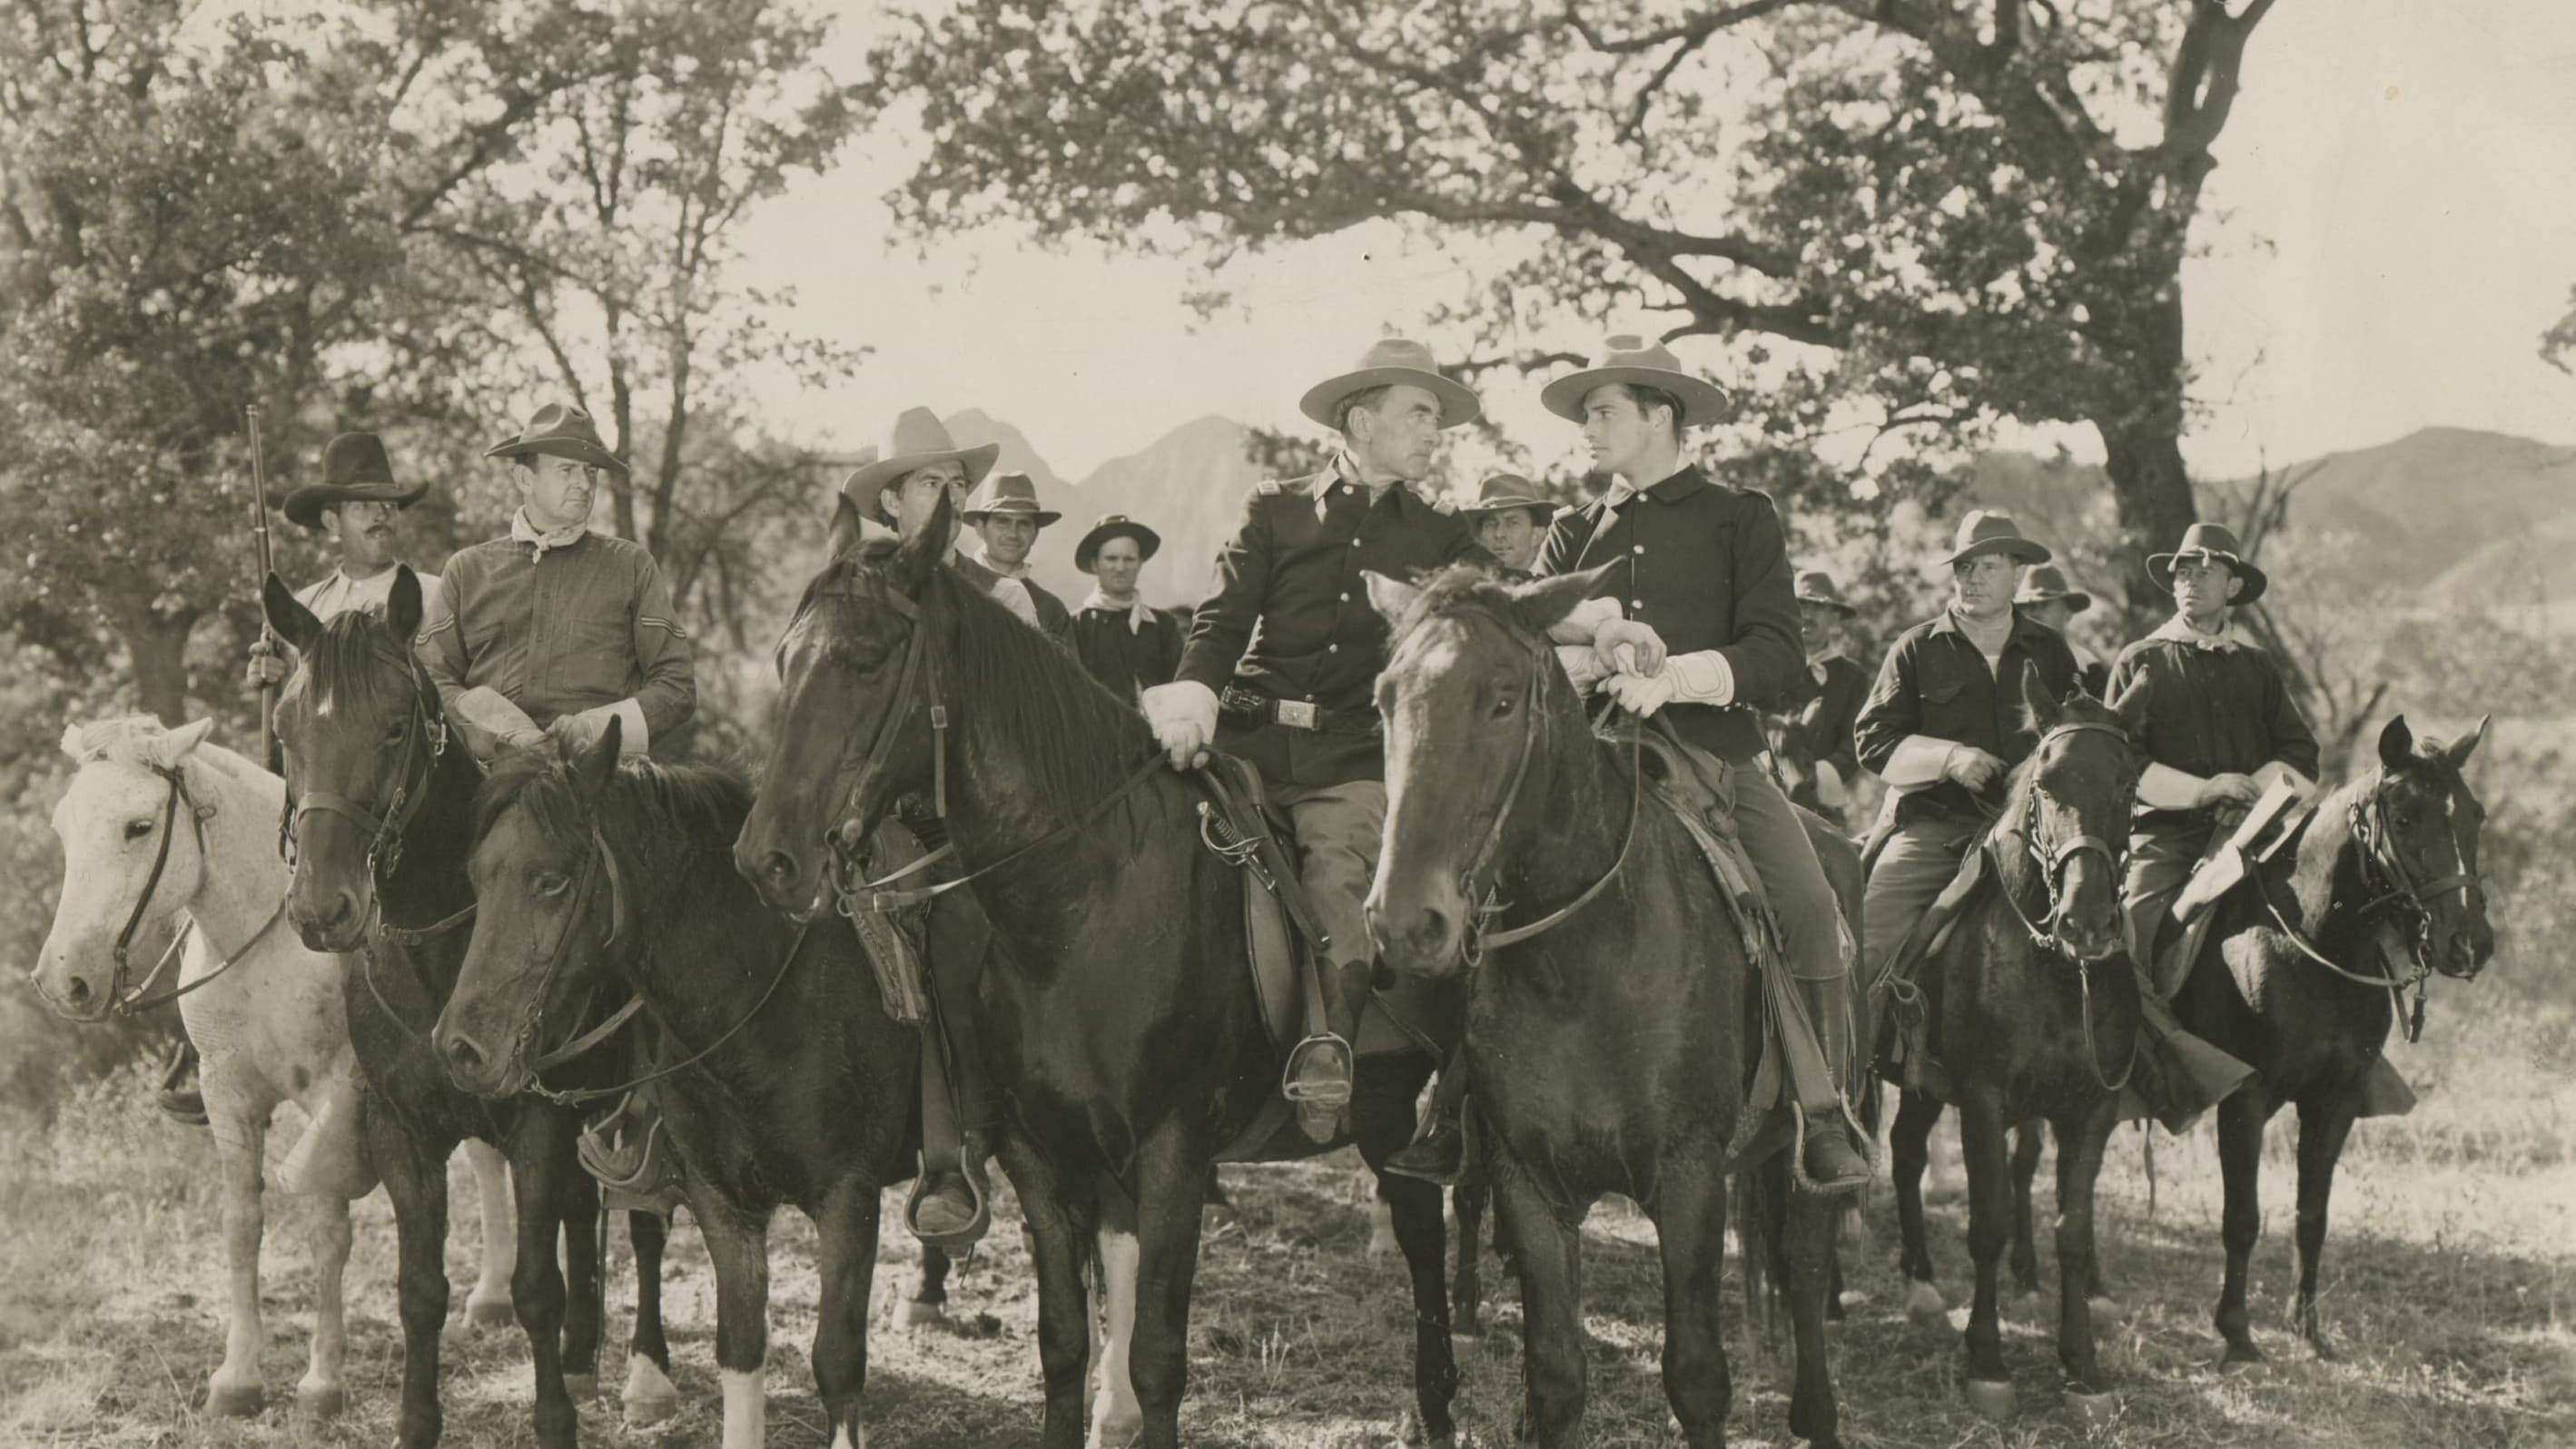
[560,700,650,758]
[1554,645,1607,693]
[1140,680,1219,771]
[1603,668,1679,718]
[454,685,547,759]
[1594,619,1668,677]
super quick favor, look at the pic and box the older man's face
[1093,535,1145,596]
[324,499,400,573]
[1475,508,1542,571]
[516,454,598,532]
[890,460,970,547]
[1949,551,2018,622]
[2171,553,2242,626]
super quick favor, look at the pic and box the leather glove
[1941,744,2008,793]
[245,640,288,688]
[2196,773,2262,809]
[1602,668,1679,718]
[1140,680,1218,772]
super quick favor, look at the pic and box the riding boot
[157,1039,208,1128]
[913,1129,992,1240]
[1284,958,1365,1143]
[1384,1062,1468,1185]
[1783,971,1872,1197]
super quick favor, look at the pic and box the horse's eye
[124,819,154,842]
[534,872,571,897]
[384,718,407,743]
[1490,694,1517,719]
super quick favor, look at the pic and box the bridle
[1983,719,2137,1092]
[1454,644,1644,966]
[282,655,450,893]
[75,763,285,1020]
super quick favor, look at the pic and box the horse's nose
[294,889,361,951]
[58,973,93,1010]
[437,1023,493,1084]
[1367,899,1460,977]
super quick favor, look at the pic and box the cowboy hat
[1539,335,1730,427]
[2147,521,2268,606]
[839,408,1002,524]
[1457,473,1559,523]
[1075,514,1161,574]
[1941,509,2052,568]
[482,401,629,477]
[1298,337,1481,431]
[281,431,428,530]
[962,471,1061,527]
[1792,567,1858,616]
[2014,563,2093,614]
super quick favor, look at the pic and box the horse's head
[2362,714,2493,980]
[2005,673,2149,965]
[1363,563,1614,979]
[34,716,222,1020]
[432,718,629,1098]
[737,491,949,915]
[266,566,442,952]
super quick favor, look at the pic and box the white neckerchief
[2148,613,2252,651]
[510,508,590,560]
[972,546,1030,580]
[972,548,1043,628]
[1081,588,1151,633]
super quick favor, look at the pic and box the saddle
[1865,843,1993,1104]
[2151,784,2311,1000]
[1191,754,1339,1163]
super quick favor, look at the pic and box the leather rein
[281,654,476,950]
[1981,719,2139,1093]
[84,763,287,1019]
[1457,647,1645,965]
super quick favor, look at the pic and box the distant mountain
[943,409,1071,493]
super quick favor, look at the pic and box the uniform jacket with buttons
[1853,606,2080,826]
[2105,624,2320,823]
[1178,465,1485,787]
[1534,465,1804,762]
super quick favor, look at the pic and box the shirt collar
[1597,462,1708,512]
[1081,588,1150,632]
[1319,453,1416,521]
[2148,613,2252,650]
[1927,604,2048,646]
[972,546,1030,580]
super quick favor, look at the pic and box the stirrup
[1280,1033,1354,1107]
[903,1169,991,1257]
[578,1095,676,1199]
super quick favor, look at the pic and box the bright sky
[742,0,2576,483]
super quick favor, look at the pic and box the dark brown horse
[433,724,924,1449]
[2178,715,2493,1363]
[1361,564,1842,1449]
[1882,676,2148,1418]
[264,570,668,1448]
[732,495,1463,1449]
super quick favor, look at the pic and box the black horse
[2177,715,2493,1363]
[1882,676,2147,1419]
[264,569,668,1448]
[734,496,1464,1449]
[435,724,930,1449]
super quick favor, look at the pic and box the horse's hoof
[623,1354,680,1426]
[207,1379,265,1417]
[1086,1416,1143,1449]
[1904,1281,1948,1328]
[1965,1379,2016,1421]
[467,1293,516,1330]
[560,1372,598,1401]
[900,1296,947,1326]
[296,1383,348,1421]
[2066,1388,2117,1430]
[2221,1339,2265,1368]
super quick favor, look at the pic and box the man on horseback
[1140,338,1496,1143]
[1777,567,1870,828]
[960,471,1074,640]
[1414,335,1873,1193]
[1457,473,1557,580]
[2016,564,2111,697]
[1070,514,1187,701]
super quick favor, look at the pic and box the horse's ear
[1362,569,1421,625]
[827,494,866,563]
[2020,665,2062,732]
[887,484,950,598]
[263,571,322,653]
[386,565,423,640]
[2109,675,2153,737]
[1508,564,1616,635]
[2440,714,2492,772]
[146,717,217,769]
[571,715,622,804]
[2377,715,2417,774]
[58,721,87,762]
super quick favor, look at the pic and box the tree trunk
[121,606,202,727]
[2094,419,2201,638]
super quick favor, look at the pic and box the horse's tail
[1732,1148,1798,1352]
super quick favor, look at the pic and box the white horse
[32,715,518,1419]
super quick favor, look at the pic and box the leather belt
[1220,685,1375,735]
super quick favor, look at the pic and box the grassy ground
[4,1006,2571,1449]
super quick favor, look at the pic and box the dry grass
[4,1019,2571,1449]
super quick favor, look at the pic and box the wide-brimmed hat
[962,471,1061,527]
[281,431,428,530]
[2015,563,2093,614]
[2147,521,2268,606]
[1941,509,2052,568]
[482,401,629,477]
[839,408,1002,524]
[1075,514,1161,574]
[1457,473,1558,523]
[1793,568,1858,616]
[1298,337,1481,431]
[1539,335,1730,427]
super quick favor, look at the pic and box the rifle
[246,404,282,774]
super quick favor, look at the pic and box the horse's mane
[477,746,752,889]
[1986,691,2133,846]
[805,543,1156,820]
[293,607,413,716]
[1386,564,1521,646]
[61,715,262,787]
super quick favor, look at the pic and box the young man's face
[323,499,400,572]
[1474,508,1543,572]
[516,454,598,531]
[1949,551,2018,622]
[1092,535,1145,596]
[1349,384,1443,481]
[974,512,1041,568]
[2170,553,2243,625]
[1579,385,1667,483]
[889,460,970,546]
[1799,599,1847,653]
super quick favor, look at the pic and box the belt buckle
[1276,699,1320,731]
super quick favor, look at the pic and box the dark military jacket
[1179,464,1483,787]
[1534,465,1804,762]
[1781,652,1870,784]
[1853,606,2081,826]
[2106,620,2320,820]
[1070,601,1185,705]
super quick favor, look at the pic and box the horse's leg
[1122,1134,1215,1449]
[1784,1166,1844,1449]
[2008,1118,2044,1308]
[623,1210,680,1425]
[558,1172,604,1399]
[1650,1158,1731,1449]
[904,1247,952,1326]
[1450,1174,1488,1343]
[1090,1201,1146,1449]
[2213,1089,2271,1365]
[700,1203,774,1449]
[377,1118,451,1449]
[2052,1109,2118,1396]
[1891,1089,1944,1326]
[1495,1166,1584,1446]
[812,1179,883,1449]
[998,1132,1091,1449]
[298,1188,355,1420]
[1357,1057,1459,1447]
[1957,1095,2016,1413]
[2293,1092,2361,1362]
[507,1118,580,1449]
[461,1138,518,1329]
[204,1083,270,1417]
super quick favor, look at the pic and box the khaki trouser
[2123,813,2219,985]
[1861,815,1984,985]
[1730,767,1858,1108]
[1271,779,1387,1045]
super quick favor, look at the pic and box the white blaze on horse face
[1090,1228,1143,1448]
[721,1365,765,1449]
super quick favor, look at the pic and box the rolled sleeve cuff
[1544,596,1623,645]
[1664,649,1733,706]
[1881,734,1957,788]
[2138,762,2207,812]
